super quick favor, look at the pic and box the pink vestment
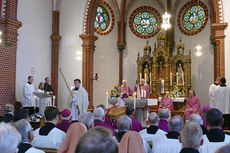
[184,96,201,120]
[158,97,174,111]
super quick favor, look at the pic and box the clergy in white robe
[22,76,36,115]
[13,119,45,153]
[32,106,66,150]
[151,116,183,153]
[139,112,166,143]
[213,78,230,115]
[199,108,230,153]
[209,77,220,108]
[70,79,89,121]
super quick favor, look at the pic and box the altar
[108,98,148,124]
[108,97,186,124]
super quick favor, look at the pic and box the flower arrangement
[30,113,43,122]
[110,85,121,98]
[170,86,182,99]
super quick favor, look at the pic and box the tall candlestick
[53,96,55,106]
[170,72,172,86]
[106,92,109,108]
[161,79,165,94]
[176,72,179,85]
[140,73,142,83]
[150,73,152,86]
[134,92,136,110]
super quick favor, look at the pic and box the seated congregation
[0,104,230,153]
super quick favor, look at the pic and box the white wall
[223,0,230,85]
[174,0,213,107]
[16,0,52,101]
[94,0,119,107]
[58,0,87,110]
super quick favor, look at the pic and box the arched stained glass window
[133,11,158,35]
[183,6,206,32]
[94,6,110,32]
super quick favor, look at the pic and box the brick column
[51,10,61,106]
[80,34,98,111]
[0,0,21,115]
[212,23,228,79]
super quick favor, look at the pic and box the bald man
[179,122,203,153]
[119,80,133,99]
[139,112,166,142]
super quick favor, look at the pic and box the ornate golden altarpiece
[137,32,192,97]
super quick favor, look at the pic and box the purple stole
[158,119,169,133]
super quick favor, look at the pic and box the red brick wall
[0,0,21,116]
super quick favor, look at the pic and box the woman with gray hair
[13,119,44,153]
[0,122,21,153]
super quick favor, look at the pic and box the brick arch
[211,0,228,79]
[80,0,100,111]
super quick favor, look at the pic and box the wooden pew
[36,148,57,153]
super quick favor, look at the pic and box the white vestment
[32,127,66,150]
[214,86,230,114]
[139,128,167,143]
[70,85,89,121]
[199,134,230,153]
[22,82,36,107]
[25,147,45,153]
[151,135,182,153]
[209,84,219,107]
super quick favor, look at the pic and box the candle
[134,92,136,110]
[161,79,165,94]
[170,72,172,86]
[53,96,56,106]
[106,92,109,108]
[141,89,144,98]
[144,90,146,98]
[176,72,179,85]
[140,73,142,83]
[150,73,152,86]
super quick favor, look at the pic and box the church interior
[1,0,230,152]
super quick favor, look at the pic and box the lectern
[33,92,51,115]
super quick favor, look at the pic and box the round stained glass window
[94,6,110,32]
[182,6,206,32]
[133,11,158,35]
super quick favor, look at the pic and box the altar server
[32,106,66,150]
[70,79,89,121]
[151,116,183,153]
[184,90,201,120]
[158,90,173,112]
[213,78,230,128]
[119,80,133,98]
[22,76,36,115]
[209,77,220,107]
[139,112,166,142]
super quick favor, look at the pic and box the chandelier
[161,12,171,31]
